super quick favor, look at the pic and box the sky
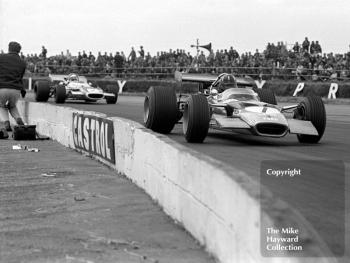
[1,0,350,56]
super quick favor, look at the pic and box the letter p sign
[293,83,304,97]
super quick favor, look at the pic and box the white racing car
[33,73,119,104]
[143,71,326,144]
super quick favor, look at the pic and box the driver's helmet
[222,74,237,86]
[69,74,79,82]
[218,74,237,92]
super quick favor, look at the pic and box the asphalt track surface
[29,94,350,259]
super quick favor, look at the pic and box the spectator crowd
[2,37,350,81]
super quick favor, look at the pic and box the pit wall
[17,101,337,263]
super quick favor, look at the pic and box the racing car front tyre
[144,86,178,134]
[106,96,118,104]
[105,85,119,104]
[54,85,66,104]
[183,94,210,143]
[34,81,50,102]
[294,96,326,143]
[256,89,277,105]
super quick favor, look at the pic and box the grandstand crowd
[2,37,350,80]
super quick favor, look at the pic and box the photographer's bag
[13,125,37,140]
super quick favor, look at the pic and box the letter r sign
[328,83,338,99]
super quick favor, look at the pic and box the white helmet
[69,73,79,82]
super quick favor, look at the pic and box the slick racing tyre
[293,96,326,143]
[256,89,277,105]
[34,81,50,102]
[144,86,178,134]
[183,94,210,143]
[105,85,119,104]
[54,85,66,104]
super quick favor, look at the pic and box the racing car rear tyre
[54,85,66,104]
[144,86,178,134]
[105,85,119,104]
[256,89,277,105]
[294,96,326,143]
[34,81,50,102]
[183,94,210,143]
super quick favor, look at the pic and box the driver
[217,74,237,93]
[68,73,79,82]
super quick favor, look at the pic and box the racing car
[143,71,326,143]
[33,73,119,104]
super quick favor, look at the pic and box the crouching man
[0,41,26,139]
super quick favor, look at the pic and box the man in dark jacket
[302,37,310,53]
[0,41,26,139]
[114,52,124,78]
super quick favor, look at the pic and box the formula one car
[33,73,119,104]
[143,71,326,143]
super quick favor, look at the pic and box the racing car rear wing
[174,70,254,88]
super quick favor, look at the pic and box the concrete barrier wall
[17,101,335,263]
